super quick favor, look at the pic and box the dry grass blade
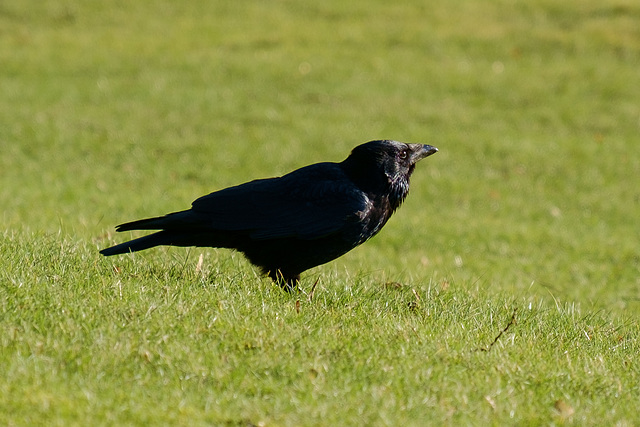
[477,308,518,352]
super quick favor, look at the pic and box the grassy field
[2,0,639,425]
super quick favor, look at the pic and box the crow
[100,140,438,290]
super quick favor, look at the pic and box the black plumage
[100,140,438,290]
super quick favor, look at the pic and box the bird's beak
[410,144,438,163]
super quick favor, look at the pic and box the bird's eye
[399,150,408,160]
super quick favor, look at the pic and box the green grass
[1,0,639,425]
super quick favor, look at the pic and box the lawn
[1,0,639,425]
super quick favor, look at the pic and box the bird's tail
[100,232,170,256]
[115,216,171,232]
[100,211,226,256]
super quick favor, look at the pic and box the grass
[1,0,639,424]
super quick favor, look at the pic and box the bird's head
[343,140,438,208]
[346,139,438,181]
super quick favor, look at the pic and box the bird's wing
[190,163,367,240]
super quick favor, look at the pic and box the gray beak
[410,144,438,163]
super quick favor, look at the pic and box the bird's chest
[353,194,393,244]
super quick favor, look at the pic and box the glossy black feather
[100,140,437,290]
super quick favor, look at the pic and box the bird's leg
[269,270,300,293]
[284,275,300,293]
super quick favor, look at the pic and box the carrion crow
[100,140,438,290]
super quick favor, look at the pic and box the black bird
[100,140,438,290]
